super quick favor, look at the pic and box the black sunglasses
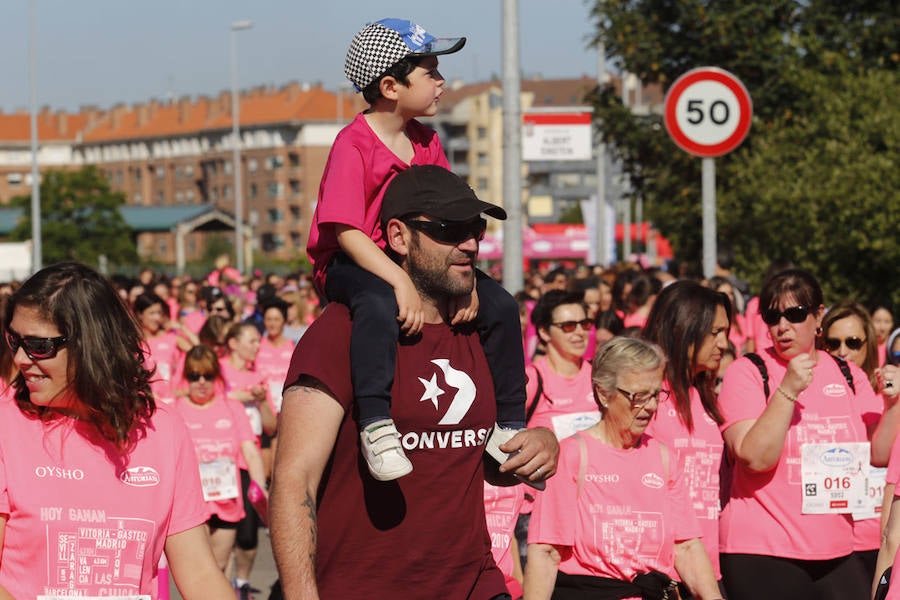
[761,306,811,327]
[5,328,68,360]
[403,217,487,245]
[551,319,593,333]
[185,371,216,383]
[824,337,866,352]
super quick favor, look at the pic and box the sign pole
[702,157,716,279]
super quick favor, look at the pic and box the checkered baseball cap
[345,18,466,91]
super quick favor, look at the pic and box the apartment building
[0,76,660,268]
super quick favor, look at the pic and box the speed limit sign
[664,67,752,157]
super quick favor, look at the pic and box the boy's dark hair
[361,55,426,105]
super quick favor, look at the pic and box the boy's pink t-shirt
[525,357,600,440]
[644,384,724,578]
[220,358,268,438]
[0,400,208,599]
[174,395,256,523]
[484,482,526,597]
[306,112,450,292]
[528,432,700,590]
[718,348,880,559]
[257,335,295,413]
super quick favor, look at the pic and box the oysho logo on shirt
[641,472,665,489]
[120,466,161,487]
[34,466,85,480]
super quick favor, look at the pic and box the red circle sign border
[664,67,753,158]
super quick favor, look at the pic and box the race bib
[551,411,600,440]
[199,458,239,501]
[853,466,887,521]
[801,442,869,514]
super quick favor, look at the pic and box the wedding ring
[535,467,543,477]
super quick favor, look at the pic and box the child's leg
[474,271,527,429]
[325,257,400,427]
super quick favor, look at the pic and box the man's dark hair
[361,55,426,105]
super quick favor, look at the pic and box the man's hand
[497,427,559,484]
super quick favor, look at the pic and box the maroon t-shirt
[284,304,506,599]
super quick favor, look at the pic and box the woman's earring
[816,326,823,336]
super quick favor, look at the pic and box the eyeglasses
[616,386,669,409]
[760,305,811,327]
[210,305,230,314]
[5,328,68,360]
[403,217,487,245]
[824,337,866,352]
[185,371,215,382]
[550,319,593,333]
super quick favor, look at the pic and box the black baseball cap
[381,165,507,225]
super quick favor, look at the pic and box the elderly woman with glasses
[717,269,897,600]
[0,261,233,599]
[524,337,721,600]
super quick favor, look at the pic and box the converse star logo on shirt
[417,359,476,426]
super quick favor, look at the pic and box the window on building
[268,208,285,223]
[175,191,184,203]
[6,173,22,185]
[186,189,196,202]
[223,184,232,200]
[155,167,164,180]
[134,168,142,183]
[288,152,300,167]
[117,171,124,185]
[266,182,282,198]
[158,239,167,254]
[266,156,284,170]
[291,231,303,247]
[211,187,219,202]
[175,166,183,179]
[247,158,258,173]
[133,192,143,205]
[289,205,301,220]
[477,152,488,166]
[249,183,258,199]
[477,177,488,190]
[289,179,301,194]
[477,127,487,139]
[157,190,165,203]
[185,164,194,177]
[224,160,233,175]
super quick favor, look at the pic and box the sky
[0,1,602,113]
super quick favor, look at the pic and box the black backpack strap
[830,354,855,394]
[745,352,770,399]
[525,367,545,424]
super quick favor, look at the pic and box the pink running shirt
[174,395,257,523]
[306,113,450,293]
[645,384,724,578]
[257,335,295,413]
[528,432,701,589]
[525,357,600,440]
[484,482,526,597]
[718,348,880,559]
[0,400,208,599]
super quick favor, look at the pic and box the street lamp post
[230,20,252,275]
[29,0,41,273]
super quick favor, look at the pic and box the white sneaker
[360,419,413,481]
[484,423,546,491]
[484,423,522,465]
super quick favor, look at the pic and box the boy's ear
[379,75,401,101]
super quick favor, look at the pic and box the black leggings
[235,469,261,550]
[721,553,868,600]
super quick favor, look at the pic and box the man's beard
[406,233,476,300]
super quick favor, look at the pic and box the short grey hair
[591,336,667,401]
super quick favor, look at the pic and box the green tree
[587,0,900,305]
[10,166,138,266]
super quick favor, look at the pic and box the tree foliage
[587,0,900,306]
[10,166,138,266]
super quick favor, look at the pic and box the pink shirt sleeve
[316,138,369,231]
[718,355,769,431]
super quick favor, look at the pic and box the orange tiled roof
[0,111,88,143]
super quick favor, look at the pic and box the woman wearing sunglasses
[525,337,721,599]
[174,345,267,573]
[717,269,897,600]
[0,261,233,599]
[524,290,601,440]
[641,280,732,593]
